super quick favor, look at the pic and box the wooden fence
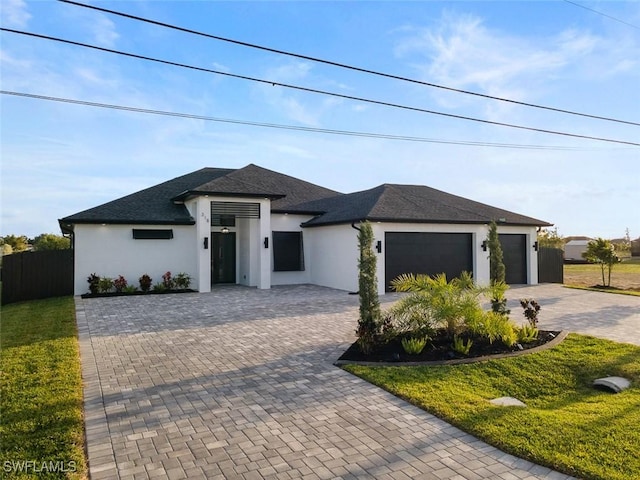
[537,247,564,284]
[1,249,73,305]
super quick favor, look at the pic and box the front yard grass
[343,334,640,480]
[0,297,86,479]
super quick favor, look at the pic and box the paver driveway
[76,284,638,479]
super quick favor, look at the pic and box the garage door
[385,232,473,291]
[499,234,527,284]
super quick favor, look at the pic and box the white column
[258,199,271,289]
[529,232,539,285]
[475,227,491,286]
[195,197,211,293]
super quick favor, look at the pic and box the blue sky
[1,0,639,239]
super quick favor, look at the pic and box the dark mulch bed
[338,329,562,364]
[81,289,196,299]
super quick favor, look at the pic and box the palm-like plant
[390,273,484,337]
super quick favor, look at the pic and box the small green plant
[174,272,191,290]
[87,273,100,294]
[489,280,510,316]
[452,335,473,355]
[401,336,427,355]
[139,274,152,292]
[162,271,174,289]
[113,275,128,292]
[517,323,539,343]
[122,285,138,294]
[98,277,114,293]
[152,282,167,292]
[501,328,518,348]
[520,298,541,327]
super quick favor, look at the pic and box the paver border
[334,330,569,367]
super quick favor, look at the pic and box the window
[132,229,174,240]
[273,231,304,271]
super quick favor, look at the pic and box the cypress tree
[488,220,506,284]
[356,221,381,353]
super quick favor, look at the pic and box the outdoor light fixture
[533,241,539,251]
[376,240,382,253]
[264,237,269,248]
[482,240,488,252]
[221,227,230,234]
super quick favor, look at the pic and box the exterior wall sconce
[481,240,488,252]
[533,241,539,251]
[221,227,230,234]
[203,237,209,249]
[375,240,382,253]
[264,237,269,248]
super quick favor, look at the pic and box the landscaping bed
[81,288,196,299]
[338,328,563,364]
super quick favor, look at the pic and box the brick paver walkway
[76,284,639,479]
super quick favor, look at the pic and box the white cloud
[92,15,119,48]
[2,0,31,28]
[393,11,605,115]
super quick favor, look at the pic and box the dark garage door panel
[385,232,473,291]
[499,234,527,284]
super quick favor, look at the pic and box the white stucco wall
[270,214,314,285]
[307,224,360,293]
[304,222,539,295]
[73,223,196,295]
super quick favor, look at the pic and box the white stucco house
[59,164,552,296]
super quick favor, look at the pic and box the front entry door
[211,232,236,284]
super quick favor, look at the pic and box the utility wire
[59,0,640,127]
[563,0,640,30]
[3,28,639,147]
[1,90,586,150]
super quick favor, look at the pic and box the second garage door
[385,232,473,291]
[499,234,527,284]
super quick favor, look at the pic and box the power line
[1,90,588,150]
[3,28,639,147]
[563,0,640,30]
[58,0,640,127]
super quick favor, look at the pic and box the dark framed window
[132,229,174,240]
[273,231,305,271]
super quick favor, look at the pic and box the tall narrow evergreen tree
[487,220,506,284]
[356,221,381,353]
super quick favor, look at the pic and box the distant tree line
[1,233,70,255]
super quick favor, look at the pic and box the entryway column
[258,199,271,289]
[195,197,212,293]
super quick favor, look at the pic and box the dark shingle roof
[59,168,232,229]
[59,164,340,229]
[299,184,551,227]
[172,164,340,211]
[60,165,551,231]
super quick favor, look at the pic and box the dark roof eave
[59,218,196,229]
[302,217,553,228]
[171,190,286,202]
[271,208,327,215]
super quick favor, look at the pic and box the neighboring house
[59,164,552,296]
[564,239,591,261]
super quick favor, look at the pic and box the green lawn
[0,297,86,479]
[344,334,640,480]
